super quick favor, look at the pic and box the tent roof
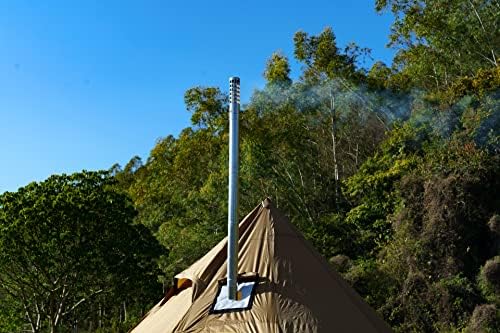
[132,198,392,333]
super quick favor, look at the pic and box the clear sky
[0,0,396,193]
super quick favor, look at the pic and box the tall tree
[127,87,230,281]
[264,51,292,86]
[0,171,162,332]
[293,27,368,82]
[376,0,500,90]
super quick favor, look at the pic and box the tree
[367,61,393,90]
[0,171,162,332]
[126,87,231,281]
[264,51,292,86]
[184,86,228,130]
[376,0,500,91]
[293,27,368,82]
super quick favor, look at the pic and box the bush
[488,215,500,236]
[478,256,500,305]
[466,304,500,333]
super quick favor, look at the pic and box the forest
[0,0,499,332]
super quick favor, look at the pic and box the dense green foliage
[375,0,499,92]
[0,172,162,332]
[1,1,498,331]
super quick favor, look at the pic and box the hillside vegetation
[1,0,499,332]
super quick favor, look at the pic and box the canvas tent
[132,198,392,332]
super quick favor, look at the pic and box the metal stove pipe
[227,76,240,300]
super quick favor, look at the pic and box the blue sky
[0,0,396,193]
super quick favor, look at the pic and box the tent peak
[261,197,272,208]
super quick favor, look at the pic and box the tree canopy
[0,171,162,333]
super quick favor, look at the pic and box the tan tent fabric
[133,287,193,333]
[132,198,392,333]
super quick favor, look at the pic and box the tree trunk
[330,92,339,210]
[98,303,102,329]
[123,301,127,323]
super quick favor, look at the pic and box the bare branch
[64,289,104,316]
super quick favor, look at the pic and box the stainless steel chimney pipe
[227,77,240,300]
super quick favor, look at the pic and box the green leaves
[0,171,162,332]
[376,0,500,92]
[264,52,292,86]
[293,27,365,82]
[185,86,228,129]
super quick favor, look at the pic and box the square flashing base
[210,275,258,314]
